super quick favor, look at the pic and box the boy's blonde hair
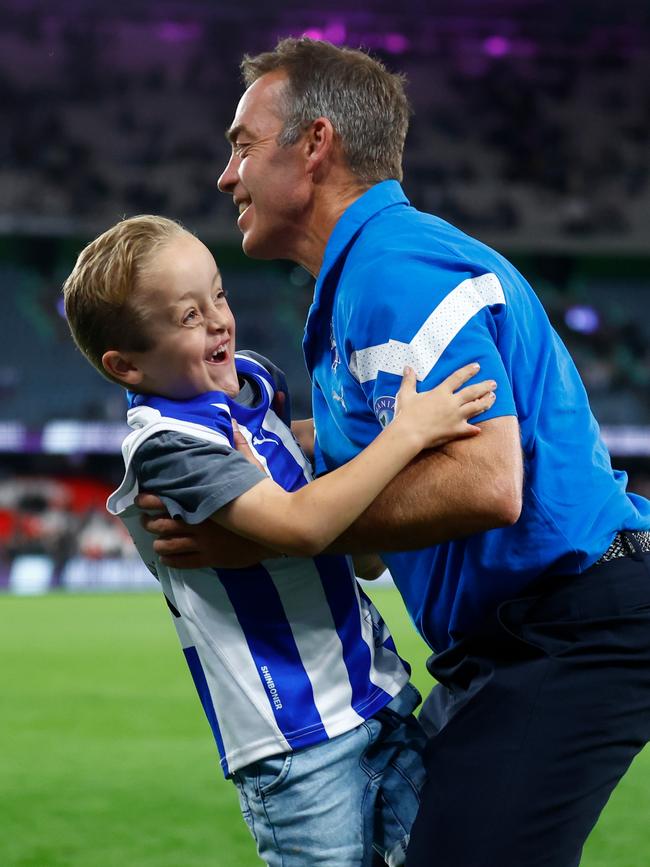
[62,215,186,384]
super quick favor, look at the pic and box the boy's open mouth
[206,341,229,363]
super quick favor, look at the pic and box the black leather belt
[595,531,650,565]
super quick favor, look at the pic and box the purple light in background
[323,21,347,45]
[56,297,66,319]
[156,21,201,43]
[483,35,511,58]
[303,28,324,40]
[516,39,538,59]
[564,305,600,334]
[384,33,409,54]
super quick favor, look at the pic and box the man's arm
[131,427,277,568]
[136,427,314,567]
[327,415,523,554]
[136,505,276,568]
[140,415,521,568]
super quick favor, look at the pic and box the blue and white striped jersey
[107,353,410,776]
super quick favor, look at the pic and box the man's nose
[217,154,238,193]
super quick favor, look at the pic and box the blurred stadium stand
[1,0,648,592]
[1,0,649,249]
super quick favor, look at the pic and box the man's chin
[242,231,276,261]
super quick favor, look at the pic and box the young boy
[62,215,495,867]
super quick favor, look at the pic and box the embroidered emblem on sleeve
[373,396,396,428]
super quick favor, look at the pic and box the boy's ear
[102,350,144,386]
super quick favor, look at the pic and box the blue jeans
[231,683,426,866]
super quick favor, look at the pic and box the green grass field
[1,589,649,866]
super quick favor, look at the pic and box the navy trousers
[406,542,650,867]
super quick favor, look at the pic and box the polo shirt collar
[303,180,408,374]
[316,180,409,290]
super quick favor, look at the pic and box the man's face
[127,233,239,400]
[218,71,311,260]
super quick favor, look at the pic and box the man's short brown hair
[62,215,185,384]
[241,37,410,186]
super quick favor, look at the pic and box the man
[141,38,650,867]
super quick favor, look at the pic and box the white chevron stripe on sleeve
[349,272,506,383]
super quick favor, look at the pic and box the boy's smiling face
[123,232,240,399]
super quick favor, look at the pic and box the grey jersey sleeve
[132,431,267,524]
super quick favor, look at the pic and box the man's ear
[304,117,336,177]
[102,350,144,386]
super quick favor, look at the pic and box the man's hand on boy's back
[136,494,271,569]
[137,420,273,569]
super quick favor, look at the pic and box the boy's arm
[132,431,275,566]
[212,367,450,556]
[326,414,523,553]
[216,373,469,554]
[139,414,520,567]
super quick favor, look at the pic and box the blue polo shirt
[303,181,650,652]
